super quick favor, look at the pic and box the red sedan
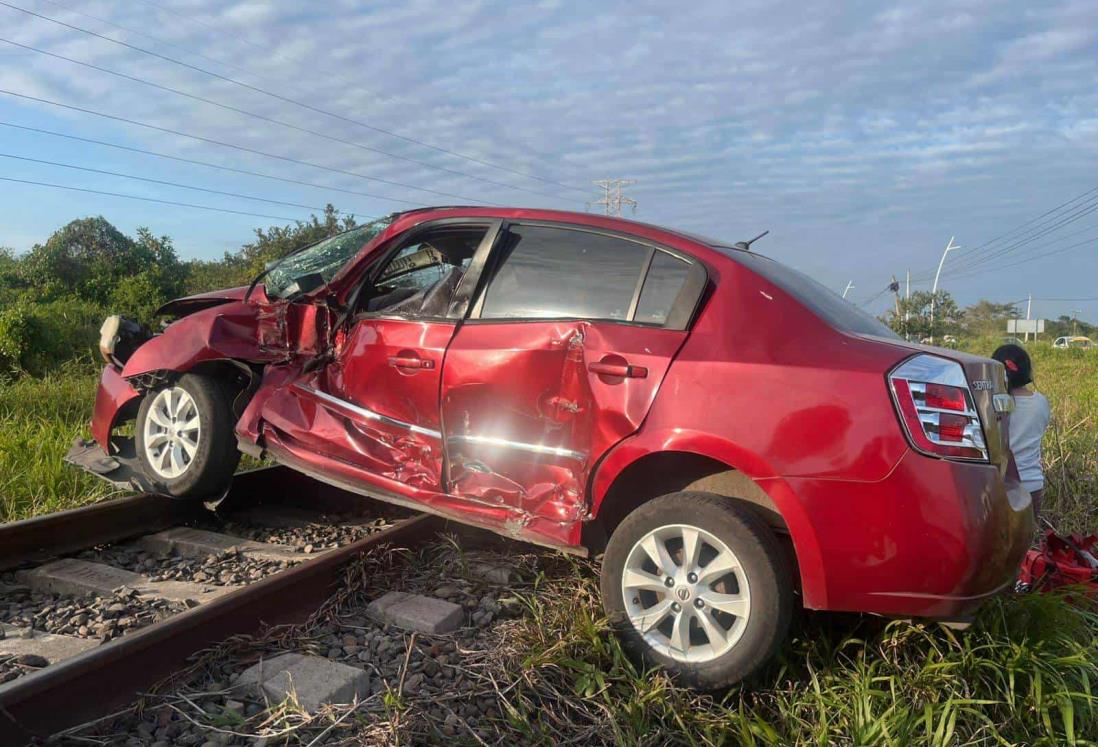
[80,207,1034,688]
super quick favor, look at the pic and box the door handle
[389,356,435,370]
[588,361,648,378]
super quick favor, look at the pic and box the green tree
[237,205,358,281]
[960,299,1020,338]
[179,205,358,294]
[883,290,960,341]
[19,217,139,303]
[1046,314,1095,339]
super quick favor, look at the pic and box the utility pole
[842,280,855,299]
[904,268,911,340]
[1025,293,1032,343]
[1073,309,1082,335]
[929,236,959,345]
[590,179,637,216]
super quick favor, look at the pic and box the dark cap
[992,344,1033,389]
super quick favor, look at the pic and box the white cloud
[0,0,1095,315]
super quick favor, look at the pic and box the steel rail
[0,493,207,572]
[0,468,441,744]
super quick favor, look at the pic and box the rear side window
[718,248,898,338]
[635,250,692,325]
[480,225,649,321]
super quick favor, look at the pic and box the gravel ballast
[81,545,290,587]
[0,582,183,642]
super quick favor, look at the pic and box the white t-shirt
[1010,391,1051,492]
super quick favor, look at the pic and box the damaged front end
[68,290,284,491]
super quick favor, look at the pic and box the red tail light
[889,355,988,462]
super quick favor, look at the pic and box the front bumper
[783,448,1034,618]
[91,365,142,451]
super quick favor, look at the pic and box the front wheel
[600,492,793,690]
[135,373,240,498]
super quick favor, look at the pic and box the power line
[911,186,1098,281]
[34,0,261,84]
[0,34,568,203]
[0,175,301,221]
[947,234,1098,281]
[128,0,579,189]
[1031,296,1098,302]
[942,194,1098,276]
[0,89,491,205]
[0,121,423,207]
[0,152,351,213]
[0,0,585,198]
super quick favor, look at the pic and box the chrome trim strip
[294,384,441,438]
[448,434,586,461]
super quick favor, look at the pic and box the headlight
[98,315,152,366]
[98,315,122,364]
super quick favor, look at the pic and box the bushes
[0,296,105,377]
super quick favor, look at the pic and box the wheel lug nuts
[671,602,681,612]
[687,572,698,583]
[694,598,704,609]
[664,577,674,588]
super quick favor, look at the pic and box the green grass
[2,343,1097,744]
[0,361,120,521]
[491,560,1098,746]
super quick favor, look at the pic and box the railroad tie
[15,558,238,606]
[134,527,315,563]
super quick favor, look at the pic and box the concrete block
[16,558,237,605]
[136,527,306,563]
[17,558,143,597]
[0,623,98,664]
[234,653,369,713]
[367,591,463,634]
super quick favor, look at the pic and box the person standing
[992,344,1051,517]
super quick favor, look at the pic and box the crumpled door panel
[256,371,442,488]
[441,320,687,545]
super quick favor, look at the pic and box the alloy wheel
[621,523,751,663]
[142,386,201,479]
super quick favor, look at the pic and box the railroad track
[0,467,441,746]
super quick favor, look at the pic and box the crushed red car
[70,207,1035,688]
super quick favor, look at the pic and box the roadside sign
[1007,319,1045,334]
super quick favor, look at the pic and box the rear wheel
[601,492,792,690]
[135,373,239,498]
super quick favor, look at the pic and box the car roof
[385,206,738,265]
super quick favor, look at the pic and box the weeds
[8,341,1098,744]
[479,562,1098,746]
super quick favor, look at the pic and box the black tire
[600,491,793,690]
[135,373,239,498]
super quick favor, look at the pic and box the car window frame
[466,220,708,331]
[345,218,503,324]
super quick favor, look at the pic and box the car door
[258,219,500,495]
[439,221,707,547]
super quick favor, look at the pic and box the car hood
[155,286,251,319]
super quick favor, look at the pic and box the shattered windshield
[264,217,393,299]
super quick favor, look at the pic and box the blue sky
[1,0,1096,322]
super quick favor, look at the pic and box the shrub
[0,295,105,377]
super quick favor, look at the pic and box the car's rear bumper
[779,448,1034,618]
